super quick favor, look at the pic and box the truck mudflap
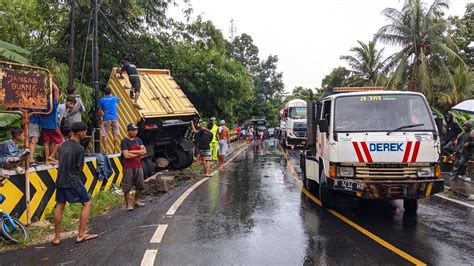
[328,178,444,200]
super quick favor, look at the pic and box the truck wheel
[170,148,193,169]
[142,157,156,178]
[319,173,335,209]
[403,199,418,215]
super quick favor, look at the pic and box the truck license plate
[334,180,364,192]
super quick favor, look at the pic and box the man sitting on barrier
[0,127,30,175]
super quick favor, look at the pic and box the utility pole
[229,19,236,41]
[68,0,75,87]
[92,0,100,153]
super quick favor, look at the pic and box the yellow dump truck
[106,68,199,176]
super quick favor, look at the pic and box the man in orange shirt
[218,120,230,167]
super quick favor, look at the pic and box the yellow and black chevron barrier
[0,155,123,225]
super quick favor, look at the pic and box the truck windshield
[289,107,307,119]
[334,94,435,132]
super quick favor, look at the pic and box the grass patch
[54,190,123,230]
[182,162,205,179]
[45,189,123,231]
[0,189,122,252]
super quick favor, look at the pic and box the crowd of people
[235,125,267,145]
[191,117,231,176]
[440,113,473,180]
[0,67,142,245]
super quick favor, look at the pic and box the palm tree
[435,66,474,108]
[340,38,387,86]
[377,0,466,102]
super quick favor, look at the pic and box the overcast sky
[171,0,471,92]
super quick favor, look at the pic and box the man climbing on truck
[118,56,141,108]
[98,86,120,154]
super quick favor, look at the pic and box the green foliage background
[0,0,472,132]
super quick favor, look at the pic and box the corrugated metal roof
[101,68,198,154]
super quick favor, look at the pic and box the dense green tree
[340,38,387,86]
[447,3,473,68]
[229,34,285,125]
[321,67,351,93]
[229,33,260,74]
[377,0,466,102]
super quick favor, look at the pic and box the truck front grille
[354,166,417,179]
[293,130,307,138]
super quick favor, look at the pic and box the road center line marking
[282,151,427,266]
[434,194,474,208]
[150,224,169,243]
[141,249,158,266]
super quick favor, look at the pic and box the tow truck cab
[300,88,444,213]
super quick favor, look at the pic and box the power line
[97,8,146,65]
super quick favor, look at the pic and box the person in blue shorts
[52,122,98,246]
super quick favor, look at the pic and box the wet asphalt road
[1,140,473,265]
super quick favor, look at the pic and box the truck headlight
[417,167,433,177]
[338,167,354,177]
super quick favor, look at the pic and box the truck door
[318,100,332,157]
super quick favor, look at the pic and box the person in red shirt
[236,124,242,143]
[121,123,147,211]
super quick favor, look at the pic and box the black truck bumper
[329,178,444,200]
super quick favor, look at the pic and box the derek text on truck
[300,87,444,213]
[278,99,307,148]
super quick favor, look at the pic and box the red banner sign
[0,68,48,109]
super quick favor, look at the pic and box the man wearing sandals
[121,123,147,211]
[52,122,97,245]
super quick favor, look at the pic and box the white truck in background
[278,99,307,149]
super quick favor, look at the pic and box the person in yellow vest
[209,117,219,161]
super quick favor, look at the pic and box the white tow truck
[300,87,444,213]
[278,99,307,148]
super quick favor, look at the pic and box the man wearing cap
[452,121,473,179]
[121,123,147,211]
[218,120,230,166]
[209,117,219,161]
[53,122,97,245]
[442,113,462,155]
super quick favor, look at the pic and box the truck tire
[142,157,156,178]
[403,199,418,215]
[170,147,193,169]
[319,173,335,209]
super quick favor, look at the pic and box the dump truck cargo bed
[103,68,199,172]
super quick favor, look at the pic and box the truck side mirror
[318,119,328,133]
